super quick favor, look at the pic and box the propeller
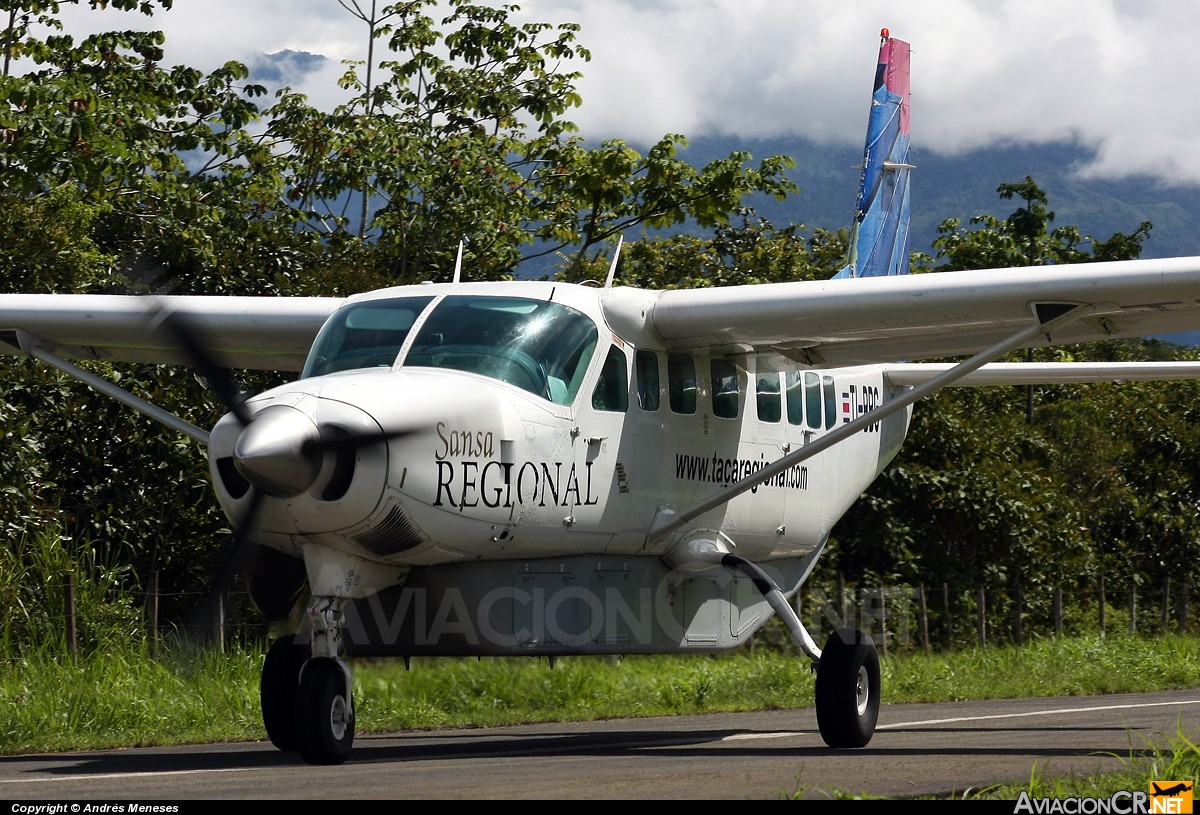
[147,302,414,639]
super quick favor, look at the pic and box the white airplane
[6,30,1200,766]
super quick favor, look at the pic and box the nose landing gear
[260,595,356,765]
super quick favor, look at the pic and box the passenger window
[756,366,781,423]
[591,345,629,412]
[822,375,837,429]
[711,358,740,419]
[668,353,697,414]
[785,371,804,426]
[805,372,822,430]
[635,349,660,411]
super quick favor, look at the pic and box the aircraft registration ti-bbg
[6,29,1200,765]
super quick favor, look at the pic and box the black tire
[295,657,355,765]
[814,627,880,748]
[260,635,308,751]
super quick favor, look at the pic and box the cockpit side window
[591,344,629,412]
[302,296,435,378]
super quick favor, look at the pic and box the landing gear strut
[717,553,880,748]
[261,595,356,765]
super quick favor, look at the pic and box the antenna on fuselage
[453,241,464,283]
[603,236,623,288]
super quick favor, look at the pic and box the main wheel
[295,657,355,765]
[814,627,880,748]
[260,634,308,751]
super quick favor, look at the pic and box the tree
[264,0,798,282]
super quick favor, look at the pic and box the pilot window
[635,349,660,411]
[402,295,598,405]
[711,358,740,419]
[591,344,629,412]
[667,353,697,414]
[301,295,435,378]
[755,366,781,423]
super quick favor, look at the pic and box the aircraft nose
[233,405,321,497]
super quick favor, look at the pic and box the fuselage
[206,280,913,581]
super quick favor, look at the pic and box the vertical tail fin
[834,29,913,279]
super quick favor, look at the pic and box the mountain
[677,135,1200,262]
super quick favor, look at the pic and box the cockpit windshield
[404,296,598,405]
[301,294,599,406]
[302,296,434,378]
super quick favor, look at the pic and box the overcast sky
[53,0,1200,186]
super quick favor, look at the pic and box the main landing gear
[260,596,356,765]
[814,627,880,748]
[719,554,881,748]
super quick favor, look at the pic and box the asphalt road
[2,689,1197,801]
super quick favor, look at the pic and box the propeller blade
[151,306,253,427]
[187,486,268,641]
[301,426,416,456]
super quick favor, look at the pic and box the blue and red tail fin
[834,29,913,279]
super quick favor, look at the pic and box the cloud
[49,0,1200,185]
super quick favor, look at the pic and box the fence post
[1053,587,1063,637]
[837,572,846,628]
[977,585,986,648]
[150,570,159,661]
[1098,573,1106,636]
[1128,585,1137,635]
[943,582,952,649]
[214,592,225,653]
[877,586,887,659]
[1013,582,1023,647]
[1161,576,1171,633]
[65,571,78,665]
[1182,584,1190,635]
[918,582,930,654]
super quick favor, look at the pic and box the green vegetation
[2,633,1197,801]
[2,2,1199,799]
[1,633,1197,750]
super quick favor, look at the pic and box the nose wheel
[296,657,355,765]
[260,595,357,765]
[260,634,309,751]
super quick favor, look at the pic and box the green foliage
[0,0,1197,657]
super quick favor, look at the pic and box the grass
[3,631,1199,800]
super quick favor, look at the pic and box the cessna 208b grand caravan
[7,30,1200,765]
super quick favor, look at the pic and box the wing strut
[648,305,1089,545]
[23,338,210,445]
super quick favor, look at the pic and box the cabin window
[711,358,740,419]
[667,353,697,414]
[302,296,436,378]
[635,349,660,411]
[804,372,822,430]
[755,364,781,423]
[785,371,804,426]
[823,374,837,429]
[592,344,629,412]
[402,295,598,404]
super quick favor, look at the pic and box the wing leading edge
[0,294,343,371]
[641,256,1200,366]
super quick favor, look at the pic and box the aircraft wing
[0,294,344,371]
[883,361,1200,386]
[645,256,1200,366]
